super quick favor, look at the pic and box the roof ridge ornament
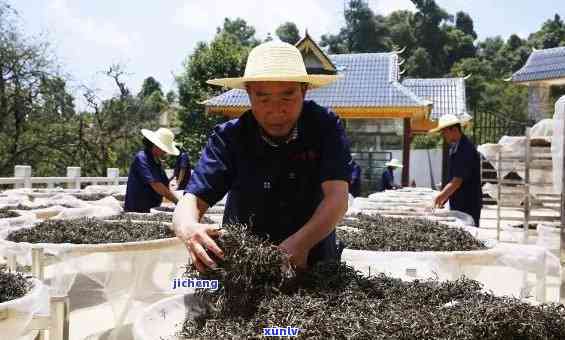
[393,46,406,54]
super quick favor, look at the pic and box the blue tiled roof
[204,52,431,110]
[512,46,565,83]
[402,78,468,120]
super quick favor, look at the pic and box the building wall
[528,84,553,122]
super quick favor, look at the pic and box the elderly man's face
[440,126,459,144]
[246,82,306,138]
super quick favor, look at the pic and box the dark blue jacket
[186,101,352,265]
[124,150,169,213]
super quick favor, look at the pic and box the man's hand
[433,193,448,209]
[278,237,309,270]
[173,194,224,273]
[169,179,178,191]
[433,177,463,209]
[175,221,224,272]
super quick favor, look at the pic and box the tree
[405,47,433,77]
[275,22,301,45]
[528,14,565,49]
[385,10,416,52]
[0,1,80,176]
[410,0,453,76]
[138,76,163,99]
[455,11,477,39]
[320,0,389,53]
[166,90,177,104]
[176,19,256,161]
[217,18,259,47]
[443,26,476,71]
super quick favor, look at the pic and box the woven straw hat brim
[429,120,461,134]
[207,74,342,90]
[141,129,180,156]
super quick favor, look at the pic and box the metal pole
[555,97,565,303]
[31,248,44,280]
[497,150,501,241]
[524,128,531,244]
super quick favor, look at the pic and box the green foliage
[176,18,256,162]
[412,133,442,149]
[275,22,301,45]
[138,76,163,99]
[320,0,389,53]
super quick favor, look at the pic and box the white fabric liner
[133,293,199,340]
[478,124,555,198]
[0,221,187,338]
[0,278,49,339]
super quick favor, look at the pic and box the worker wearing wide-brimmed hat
[430,114,482,226]
[173,40,352,272]
[124,128,180,213]
[380,159,403,191]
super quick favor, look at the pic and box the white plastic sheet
[530,119,554,142]
[343,242,559,302]
[133,294,198,340]
[0,278,49,339]
[0,222,188,338]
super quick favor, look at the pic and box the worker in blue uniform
[124,128,180,213]
[431,115,483,227]
[173,41,351,272]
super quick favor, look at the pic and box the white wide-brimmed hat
[429,114,472,134]
[206,41,341,89]
[385,159,403,168]
[141,128,180,156]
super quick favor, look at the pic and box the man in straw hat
[430,114,482,226]
[173,40,352,272]
[124,128,180,213]
[380,159,403,191]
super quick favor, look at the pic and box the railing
[0,165,149,190]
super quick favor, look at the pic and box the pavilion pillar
[402,118,412,187]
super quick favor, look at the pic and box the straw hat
[206,41,341,89]
[141,128,180,156]
[429,114,471,134]
[385,159,403,168]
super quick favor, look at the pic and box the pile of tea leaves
[0,208,20,219]
[6,217,175,244]
[72,193,108,201]
[180,226,565,339]
[112,194,125,201]
[153,206,175,213]
[107,212,213,224]
[336,213,486,252]
[0,267,32,303]
[1,204,73,211]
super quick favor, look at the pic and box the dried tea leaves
[0,268,31,303]
[337,214,486,251]
[0,208,20,219]
[180,227,565,339]
[184,224,295,321]
[153,206,175,213]
[72,193,108,201]
[6,217,175,244]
